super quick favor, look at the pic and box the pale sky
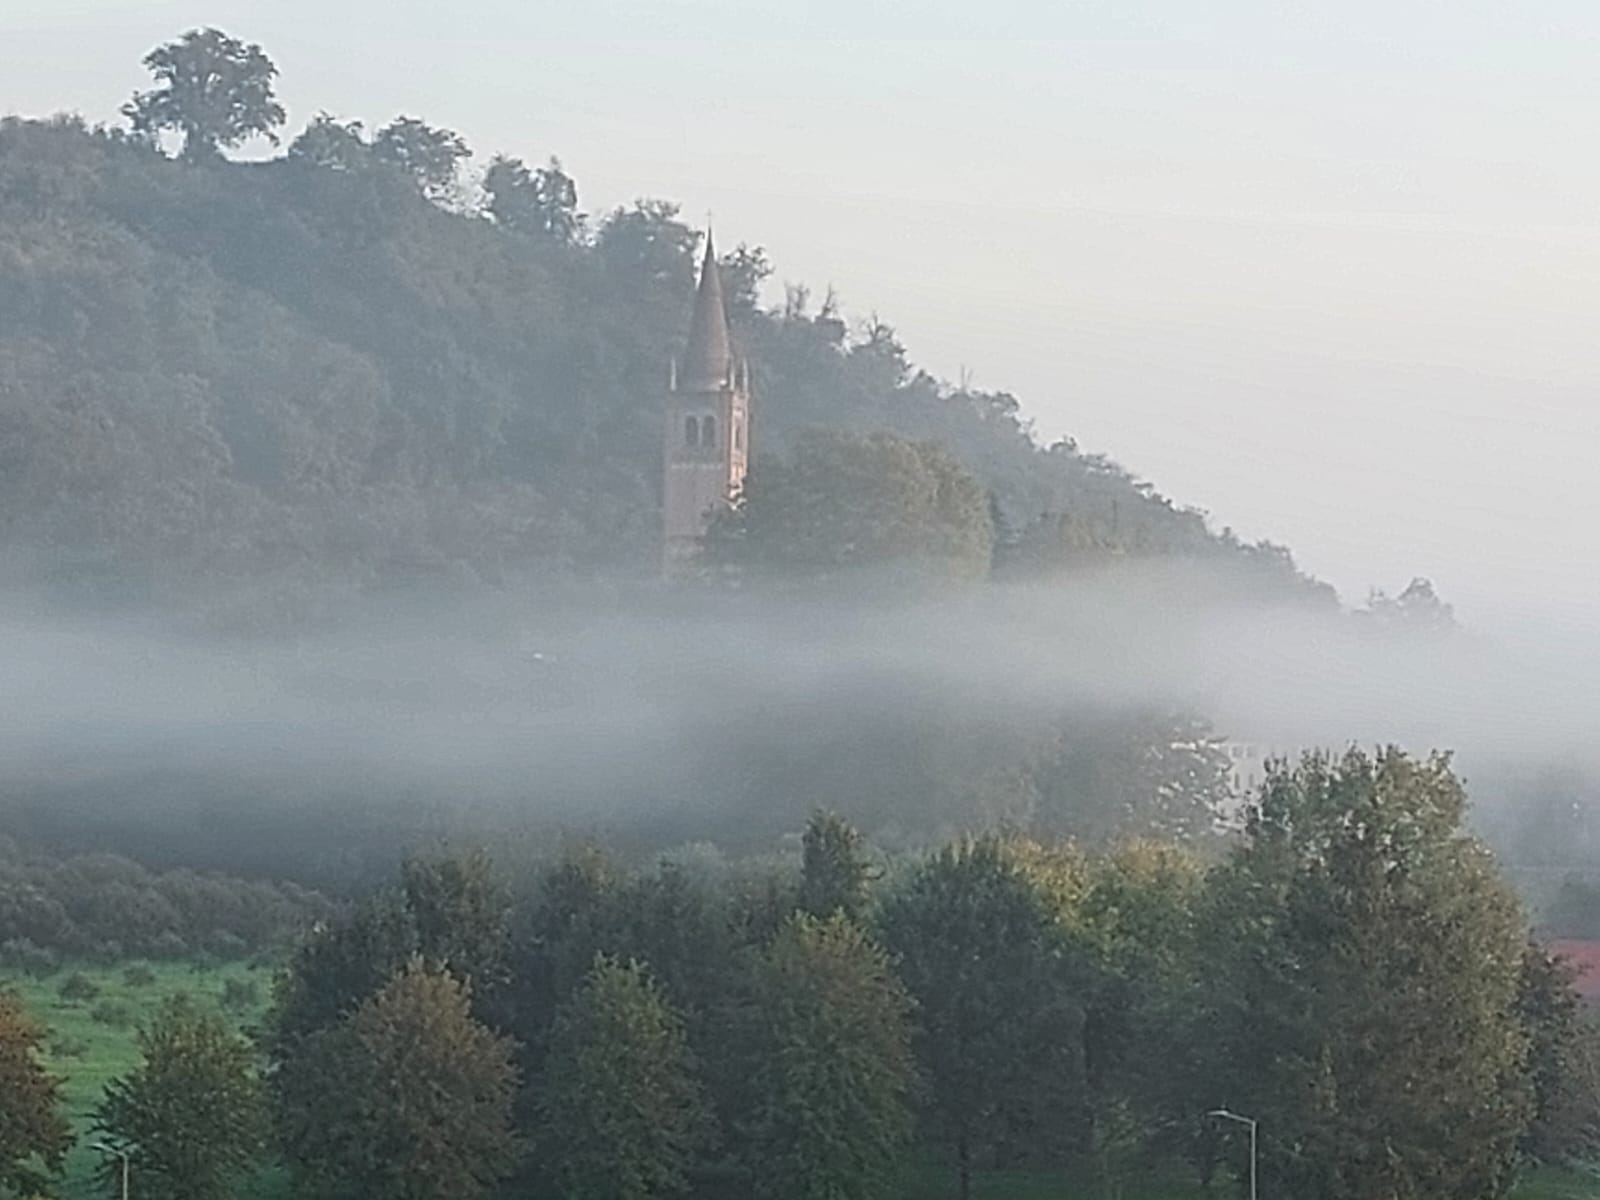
[8,1,1600,626]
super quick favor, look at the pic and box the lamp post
[1207,1109,1257,1200]
[90,1141,130,1200]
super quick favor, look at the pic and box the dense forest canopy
[0,102,1328,614]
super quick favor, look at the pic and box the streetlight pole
[90,1141,129,1200]
[1207,1109,1257,1200]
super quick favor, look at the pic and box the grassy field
[0,958,281,1199]
[3,960,1595,1200]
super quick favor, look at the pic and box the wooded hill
[0,113,1330,615]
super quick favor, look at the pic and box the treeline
[0,27,1330,621]
[0,841,329,966]
[257,751,1599,1200]
[7,749,1584,1200]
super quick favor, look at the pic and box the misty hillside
[0,115,1327,613]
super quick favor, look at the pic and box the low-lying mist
[2,563,1595,886]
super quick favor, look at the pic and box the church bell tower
[663,232,750,572]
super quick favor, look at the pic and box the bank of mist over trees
[5,29,1600,907]
[0,29,1339,872]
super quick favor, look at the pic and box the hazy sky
[8,2,1600,626]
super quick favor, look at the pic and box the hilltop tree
[536,956,710,1200]
[372,116,471,202]
[0,990,70,1197]
[719,243,774,319]
[595,199,701,289]
[484,154,581,241]
[123,28,285,162]
[93,995,269,1200]
[739,914,915,1200]
[280,959,522,1200]
[1199,749,1536,1200]
[287,112,370,171]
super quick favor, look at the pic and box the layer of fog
[2,564,1595,839]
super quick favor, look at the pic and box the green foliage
[1518,942,1592,1164]
[271,850,510,1054]
[0,960,274,1198]
[1199,749,1536,1200]
[537,955,709,1200]
[93,994,269,1200]
[739,914,916,1200]
[0,112,1330,614]
[798,810,872,920]
[87,999,133,1029]
[279,959,521,1200]
[122,28,285,162]
[371,116,471,203]
[878,837,1081,1199]
[400,849,511,995]
[485,154,581,241]
[219,977,259,1013]
[1068,842,1208,1190]
[0,989,71,1197]
[287,113,370,172]
[708,430,993,583]
[58,973,98,1003]
[269,887,417,1050]
[0,847,328,961]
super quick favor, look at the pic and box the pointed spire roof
[682,230,733,390]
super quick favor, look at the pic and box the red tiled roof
[1549,940,1600,1000]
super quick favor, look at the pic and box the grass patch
[0,958,281,1200]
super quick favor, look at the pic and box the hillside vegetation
[0,113,1327,615]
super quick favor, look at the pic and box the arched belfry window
[684,415,699,447]
[701,414,718,448]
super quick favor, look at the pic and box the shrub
[90,1000,134,1029]
[220,977,260,1013]
[123,964,157,988]
[50,1034,90,1059]
[58,972,100,1003]
[1,939,60,979]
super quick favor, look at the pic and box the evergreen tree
[537,955,710,1200]
[93,995,268,1200]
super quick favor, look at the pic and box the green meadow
[0,959,282,1200]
